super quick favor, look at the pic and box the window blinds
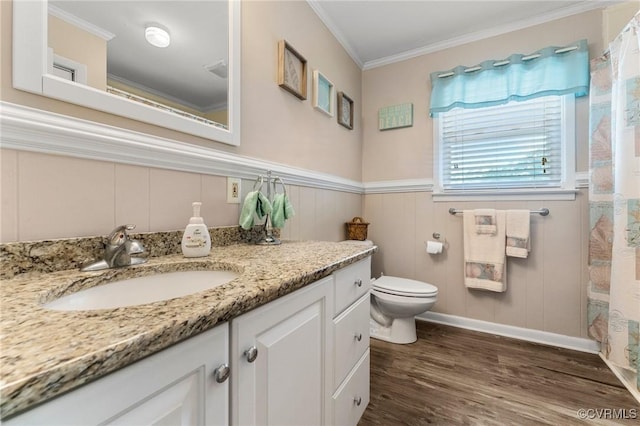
[439,96,563,190]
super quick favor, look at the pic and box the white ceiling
[308,0,618,69]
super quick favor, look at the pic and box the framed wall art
[378,103,413,130]
[312,70,335,116]
[337,91,354,129]
[277,40,307,100]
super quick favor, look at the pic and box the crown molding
[314,0,613,71]
[48,4,115,41]
[0,102,363,194]
[364,1,615,70]
[306,0,364,69]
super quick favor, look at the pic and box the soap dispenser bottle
[181,202,212,257]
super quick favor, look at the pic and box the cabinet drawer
[333,257,371,316]
[332,349,370,426]
[333,293,369,389]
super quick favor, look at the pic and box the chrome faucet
[81,224,147,272]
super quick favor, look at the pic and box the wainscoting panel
[364,190,590,339]
[1,149,362,243]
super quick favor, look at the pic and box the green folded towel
[257,191,273,217]
[239,191,273,230]
[271,193,295,229]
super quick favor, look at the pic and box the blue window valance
[429,39,589,116]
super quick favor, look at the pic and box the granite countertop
[0,240,375,419]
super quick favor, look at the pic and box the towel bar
[448,208,549,216]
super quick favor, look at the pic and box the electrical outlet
[227,177,241,204]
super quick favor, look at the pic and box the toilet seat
[373,276,438,298]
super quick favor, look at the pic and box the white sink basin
[43,270,239,311]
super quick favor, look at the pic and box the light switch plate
[227,177,241,204]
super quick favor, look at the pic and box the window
[434,94,575,196]
[47,48,87,85]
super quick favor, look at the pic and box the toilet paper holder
[424,240,444,254]
[425,232,446,254]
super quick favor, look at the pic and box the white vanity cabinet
[332,258,371,426]
[6,256,372,426]
[231,276,334,426]
[5,323,230,426]
[230,257,372,426]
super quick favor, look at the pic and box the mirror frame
[12,0,241,146]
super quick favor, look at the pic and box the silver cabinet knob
[354,396,362,406]
[354,333,363,341]
[354,279,363,287]
[213,363,230,383]
[244,346,258,363]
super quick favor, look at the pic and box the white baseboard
[417,311,600,354]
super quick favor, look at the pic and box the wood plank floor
[359,321,639,425]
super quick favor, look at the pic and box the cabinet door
[6,323,229,426]
[231,277,334,426]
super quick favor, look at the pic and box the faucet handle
[108,224,136,245]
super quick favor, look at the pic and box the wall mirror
[13,0,241,146]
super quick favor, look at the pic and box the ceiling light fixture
[145,26,170,48]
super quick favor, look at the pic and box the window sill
[432,188,578,202]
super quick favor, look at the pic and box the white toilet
[370,275,438,344]
[340,240,439,344]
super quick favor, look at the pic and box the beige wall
[361,10,605,338]
[0,0,363,242]
[603,1,640,45]
[49,15,107,90]
[241,1,363,181]
[1,0,362,181]
[362,10,604,182]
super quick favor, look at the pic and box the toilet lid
[373,276,438,297]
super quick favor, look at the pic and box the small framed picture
[337,91,354,129]
[378,103,414,130]
[312,70,335,116]
[278,40,307,100]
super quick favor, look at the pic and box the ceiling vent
[204,60,228,78]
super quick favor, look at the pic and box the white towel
[506,210,530,258]
[463,209,506,292]
[474,209,497,235]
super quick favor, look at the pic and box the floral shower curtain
[587,12,639,392]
